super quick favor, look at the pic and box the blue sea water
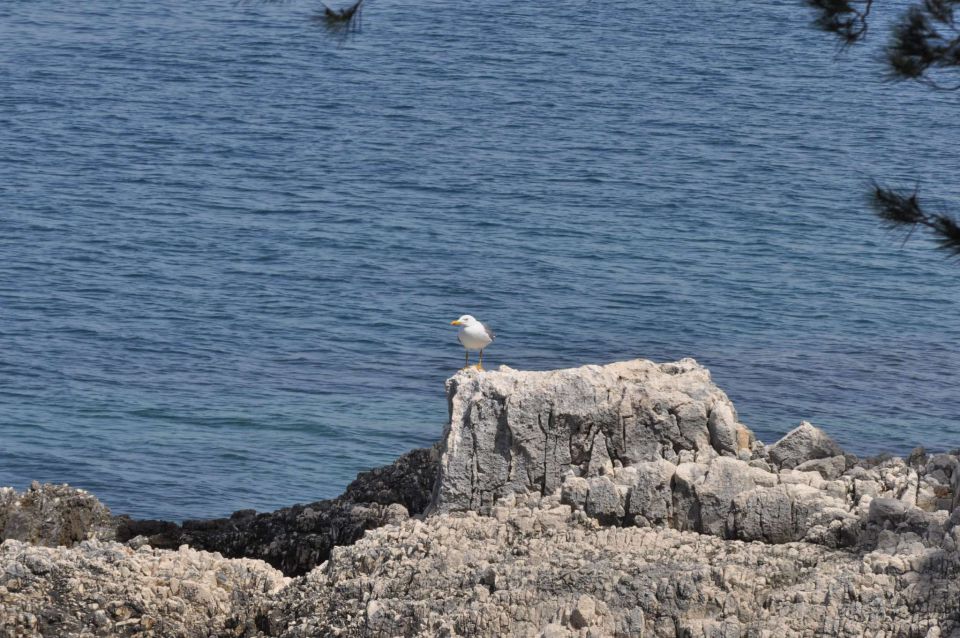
[1,0,958,521]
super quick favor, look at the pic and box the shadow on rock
[114,445,440,576]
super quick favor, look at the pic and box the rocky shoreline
[2,358,959,637]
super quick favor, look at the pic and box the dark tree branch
[807,0,960,87]
[886,2,960,87]
[807,0,875,46]
[871,184,960,256]
[806,3,960,259]
[315,0,364,37]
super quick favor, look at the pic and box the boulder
[432,359,753,513]
[672,461,707,532]
[768,421,843,469]
[869,497,909,525]
[795,455,847,480]
[560,476,590,511]
[584,476,624,524]
[0,482,115,547]
[695,457,776,537]
[730,485,797,543]
[917,454,959,512]
[625,459,676,526]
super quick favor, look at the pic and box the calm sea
[1,0,957,520]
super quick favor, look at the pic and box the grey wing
[481,322,496,340]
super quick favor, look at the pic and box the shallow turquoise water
[1,0,958,520]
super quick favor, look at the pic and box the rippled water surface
[1,0,958,520]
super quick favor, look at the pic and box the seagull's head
[450,314,477,327]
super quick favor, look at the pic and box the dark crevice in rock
[493,400,514,495]
[470,403,481,510]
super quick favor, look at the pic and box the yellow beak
[451,320,462,325]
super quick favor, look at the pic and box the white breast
[458,323,492,350]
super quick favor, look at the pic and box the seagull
[450,314,495,370]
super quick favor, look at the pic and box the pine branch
[807,0,875,46]
[807,0,960,87]
[886,2,960,86]
[871,184,960,256]
[316,0,364,37]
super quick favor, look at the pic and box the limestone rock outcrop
[263,499,960,638]
[0,482,115,548]
[767,420,845,469]
[0,539,287,637]
[433,361,959,554]
[433,359,753,513]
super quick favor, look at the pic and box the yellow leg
[477,350,485,371]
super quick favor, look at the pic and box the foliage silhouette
[806,0,960,256]
[872,185,960,257]
[316,0,364,38]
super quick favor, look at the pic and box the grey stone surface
[795,454,847,480]
[0,482,115,547]
[869,497,909,524]
[263,504,960,637]
[559,476,589,511]
[428,360,957,554]
[671,461,706,533]
[730,484,797,544]
[433,359,752,513]
[625,459,675,526]
[917,453,959,512]
[768,421,844,469]
[584,476,623,524]
[0,539,287,637]
[695,456,766,537]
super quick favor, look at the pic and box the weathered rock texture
[0,482,115,548]
[0,539,287,637]
[767,420,845,469]
[3,358,960,637]
[265,498,960,638]
[4,496,960,637]
[435,362,960,554]
[115,445,440,576]
[433,359,754,513]
[556,431,959,550]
